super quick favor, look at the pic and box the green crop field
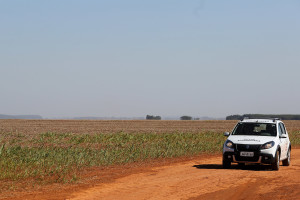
[0,131,225,184]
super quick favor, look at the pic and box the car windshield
[232,123,277,136]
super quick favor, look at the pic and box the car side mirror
[280,134,287,138]
[224,132,230,136]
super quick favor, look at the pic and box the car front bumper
[223,151,275,164]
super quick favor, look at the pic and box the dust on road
[70,149,300,200]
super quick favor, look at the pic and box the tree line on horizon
[146,115,200,120]
[146,115,162,120]
[0,114,43,119]
[226,114,300,120]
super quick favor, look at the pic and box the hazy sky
[1,1,300,118]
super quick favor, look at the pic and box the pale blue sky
[1,1,299,118]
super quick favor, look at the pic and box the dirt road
[70,149,300,200]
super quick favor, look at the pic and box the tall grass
[290,131,300,147]
[0,131,224,183]
[0,130,299,183]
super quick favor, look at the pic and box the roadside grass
[0,130,299,184]
[0,131,225,183]
[290,130,300,147]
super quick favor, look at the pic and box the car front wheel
[222,159,231,169]
[272,150,280,171]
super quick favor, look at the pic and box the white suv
[223,118,291,170]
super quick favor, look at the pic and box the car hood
[227,135,275,145]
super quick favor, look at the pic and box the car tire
[282,148,291,166]
[272,150,280,171]
[222,159,231,169]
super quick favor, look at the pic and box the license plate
[240,152,254,157]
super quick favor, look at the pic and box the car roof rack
[241,117,249,121]
[240,118,281,122]
[273,118,281,122]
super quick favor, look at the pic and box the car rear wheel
[282,148,290,166]
[272,150,280,171]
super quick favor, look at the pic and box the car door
[279,123,288,160]
[280,123,289,154]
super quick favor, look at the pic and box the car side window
[280,123,288,135]
[278,123,283,136]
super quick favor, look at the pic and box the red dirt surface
[68,149,300,200]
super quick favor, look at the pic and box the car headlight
[225,140,234,148]
[261,141,275,149]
